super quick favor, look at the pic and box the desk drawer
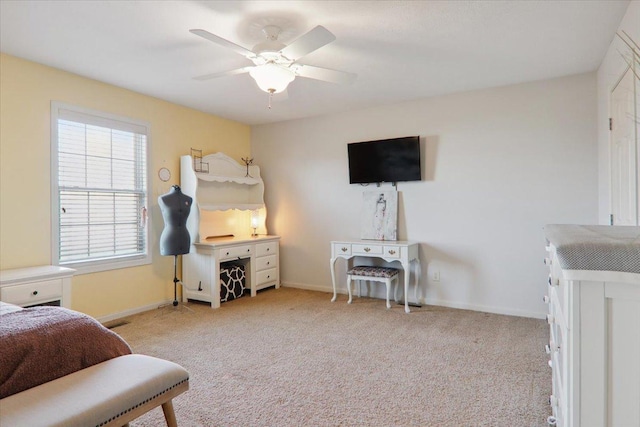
[256,241,278,257]
[333,243,351,256]
[383,246,401,259]
[256,268,277,286]
[352,244,383,256]
[255,255,277,271]
[219,245,253,261]
[1,279,63,306]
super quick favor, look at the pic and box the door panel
[610,66,639,225]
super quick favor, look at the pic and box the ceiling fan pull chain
[268,89,274,109]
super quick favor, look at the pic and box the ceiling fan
[190,25,356,106]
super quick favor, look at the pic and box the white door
[610,66,639,225]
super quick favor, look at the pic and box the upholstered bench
[0,354,189,427]
[346,266,399,309]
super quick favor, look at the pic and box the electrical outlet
[433,270,440,282]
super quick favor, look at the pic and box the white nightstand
[0,265,76,308]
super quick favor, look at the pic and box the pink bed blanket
[0,306,132,399]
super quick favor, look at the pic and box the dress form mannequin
[158,185,192,307]
[159,185,192,256]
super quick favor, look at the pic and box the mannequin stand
[158,255,193,313]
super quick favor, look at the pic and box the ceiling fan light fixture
[249,63,295,94]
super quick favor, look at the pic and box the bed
[0,302,189,427]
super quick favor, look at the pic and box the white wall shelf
[180,152,265,243]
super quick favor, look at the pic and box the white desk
[330,240,421,313]
[182,235,280,308]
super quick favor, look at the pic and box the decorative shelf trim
[199,203,265,212]
[194,152,261,184]
[195,173,260,185]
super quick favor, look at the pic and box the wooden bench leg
[162,400,178,427]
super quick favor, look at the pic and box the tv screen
[348,136,421,184]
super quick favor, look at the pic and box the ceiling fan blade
[193,66,254,81]
[280,25,336,60]
[293,64,356,85]
[190,29,256,59]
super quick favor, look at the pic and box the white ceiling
[0,0,630,126]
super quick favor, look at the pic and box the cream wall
[252,73,598,318]
[0,54,250,319]
[597,1,639,224]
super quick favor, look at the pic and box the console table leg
[402,261,410,313]
[413,259,422,304]
[330,257,338,302]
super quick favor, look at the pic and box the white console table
[183,235,280,308]
[330,240,421,313]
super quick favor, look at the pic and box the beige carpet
[113,287,551,427]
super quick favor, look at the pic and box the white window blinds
[51,103,150,272]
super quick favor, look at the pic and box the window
[51,102,151,273]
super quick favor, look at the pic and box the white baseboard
[419,297,546,319]
[281,281,546,319]
[96,300,170,324]
[281,281,332,294]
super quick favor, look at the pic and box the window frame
[50,101,152,274]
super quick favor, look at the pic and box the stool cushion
[347,266,399,278]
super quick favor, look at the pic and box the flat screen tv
[348,136,421,184]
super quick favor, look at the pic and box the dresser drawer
[255,255,277,271]
[333,243,351,256]
[219,245,253,260]
[256,268,277,286]
[256,241,278,257]
[1,279,63,306]
[352,244,383,256]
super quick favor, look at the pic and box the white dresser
[543,225,640,427]
[0,265,76,308]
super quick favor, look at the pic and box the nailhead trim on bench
[96,378,189,427]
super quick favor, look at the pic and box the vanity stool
[346,266,399,309]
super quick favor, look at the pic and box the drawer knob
[544,257,552,266]
[32,290,38,296]
[547,416,557,426]
[546,314,554,325]
[226,251,230,256]
[548,359,553,368]
[545,344,551,354]
[341,247,348,252]
[547,276,559,287]
[549,395,558,407]
[364,247,371,252]
[388,250,396,255]
[247,249,251,252]
[266,248,270,252]
[267,275,270,279]
[266,261,270,265]
[542,295,550,304]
